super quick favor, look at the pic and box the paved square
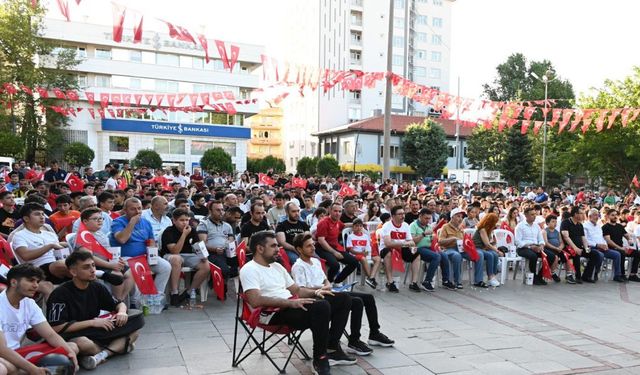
[87,278,640,374]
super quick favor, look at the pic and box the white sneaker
[488,278,501,287]
[80,356,98,370]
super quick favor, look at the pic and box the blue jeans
[462,249,485,283]
[443,249,462,284]
[417,247,448,283]
[480,248,499,276]
[285,249,299,266]
[595,248,621,277]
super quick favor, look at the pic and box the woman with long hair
[359,202,381,223]
[501,206,519,233]
[473,213,503,287]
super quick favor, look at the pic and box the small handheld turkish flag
[209,262,225,301]
[76,222,113,260]
[463,233,480,262]
[391,249,405,273]
[237,240,247,269]
[292,177,307,189]
[338,183,356,197]
[632,175,640,188]
[258,173,275,186]
[127,255,158,295]
[63,173,84,192]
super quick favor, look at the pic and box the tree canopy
[132,149,162,170]
[401,118,448,178]
[200,147,233,174]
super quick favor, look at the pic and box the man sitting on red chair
[240,231,353,375]
[0,264,78,374]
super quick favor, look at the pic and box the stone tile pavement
[87,278,640,375]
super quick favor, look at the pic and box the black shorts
[39,263,70,285]
[380,247,419,263]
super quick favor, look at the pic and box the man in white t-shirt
[239,231,352,375]
[379,205,419,293]
[11,203,71,285]
[0,263,78,373]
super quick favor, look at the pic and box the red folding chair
[231,283,310,373]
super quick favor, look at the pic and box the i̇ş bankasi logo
[150,123,210,134]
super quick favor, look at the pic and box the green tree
[316,155,340,177]
[0,131,24,159]
[465,127,506,170]
[246,158,260,173]
[132,149,162,170]
[500,126,533,186]
[0,0,79,163]
[63,142,94,168]
[401,119,448,178]
[296,156,318,176]
[200,147,233,174]
[259,155,286,173]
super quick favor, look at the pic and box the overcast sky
[64,0,639,100]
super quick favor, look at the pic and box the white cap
[450,207,466,218]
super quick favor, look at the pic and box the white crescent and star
[133,262,147,281]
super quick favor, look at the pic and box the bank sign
[101,119,251,139]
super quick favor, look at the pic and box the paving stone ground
[86,275,640,375]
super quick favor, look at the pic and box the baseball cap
[450,207,466,218]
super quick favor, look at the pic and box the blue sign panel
[101,119,251,139]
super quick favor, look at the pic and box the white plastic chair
[493,229,525,284]
[181,266,209,302]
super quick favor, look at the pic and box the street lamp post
[531,69,555,187]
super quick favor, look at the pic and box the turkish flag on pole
[391,249,405,273]
[127,255,158,295]
[133,15,144,43]
[76,222,113,260]
[632,175,640,188]
[338,183,356,197]
[209,262,225,300]
[111,3,126,43]
[292,177,307,189]
[215,40,230,69]
[258,173,275,186]
[63,173,84,192]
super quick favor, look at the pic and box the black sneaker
[346,340,373,356]
[386,282,399,293]
[368,331,395,347]
[456,283,464,290]
[170,292,188,307]
[365,278,378,289]
[313,355,331,375]
[614,275,626,283]
[100,270,124,286]
[327,347,357,366]
[533,276,547,286]
[552,273,561,283]
[629,275,640,282]
[566,275,577,284]
[473,281,489,288]
[408,282,421,292]
[443,281,456,290]
[421,281,435,292]
[581,276,595,284]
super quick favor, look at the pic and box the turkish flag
[155,94,164,106]
[76,222,113,260]
[52,88,66,99]
[223,102,236,115]
[144,93,154,105]
[436,181,445,196]
[277,247,292,273]
[166,94,176,107]
[632,175,640,188]
[463,233,480,262]
[99,93,109,107]
[122,94,131,107]
[607,109,622,129]
[64,90,78,101]
[595,110,608,132]
[237,240,247,269]
[35,87,48,98]
[520,120,530,135]
[165,22,196,44]
[19,85,32,95]
[391,249,405,273]
[200,93,210,106]
[197,34,210,63]
[16,343,68,365]
[258,173,275,186]
[215,40,230,69]
[133,15,144,43]
[561,250,576,273]
[430,234,441,252]
[620,108,632,127]
[229,45,240,72]
[223,91,235,101]
[87,108,95,119]
[292,177,307,189]
[56,0,70,21]
[533,121,543,135]
[209,262,225,300]
[63,173,84,192]
[84,91,95,105]
[127,255,158,294]
[539,250,552,280]
[111,3,126,43]
[338,183,356,197]
[549,108,562,127]
[558,109,573,134]
[111,93,122,107]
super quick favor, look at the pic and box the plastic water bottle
[189,289,196,307]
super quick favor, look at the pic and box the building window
[416,15,427,25]
[129,50,142,62]
[448,146,456,158]
[394,0,405,8]
[95,75,111,87]
[216,142,236,157]
[348,107,361,121]
[77,75,88,88]
[433,0,443,5]
[429,68,442,79]
[392,54,404,66]
[432,17,443,28]
[350,50,361,63]
[415,32,427,43]
[154,138,185,154]
[109,136,129,152]
[431,51,442,62]
[95,48,111,59]
[350,31,362,45]
[350,12,362,26]
[191,140,213,155]
[392,36,404,48]
[432,34,442,45]
[413,67,426,77]
[415,50,427,60]
[392,94,404,107]
[130,78,141,89]
[76,47,87,58]
[156,53,179,67]
[192,57,204,69]
[394,17,404,29]
[342,141,352,156]
[380,145,399,159]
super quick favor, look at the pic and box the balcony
[250,137,281,146]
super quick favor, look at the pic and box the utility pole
[382,0,394,179]
[455,76,461,169]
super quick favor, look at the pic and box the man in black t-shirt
[161,208,209,307]
[191,193,209,217]
[560,206,600,282]
[0,191,20,239]
[404,197,421,225]
[47,251,141,370]
[340,200,358,227]
[240,203,269,247]
[275,202,310,264]
[602,208,640,282]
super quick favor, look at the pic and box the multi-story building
[314,114,470,180]
[245,108,284,160]
[40,18,264,173]
[272,0,454,171]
